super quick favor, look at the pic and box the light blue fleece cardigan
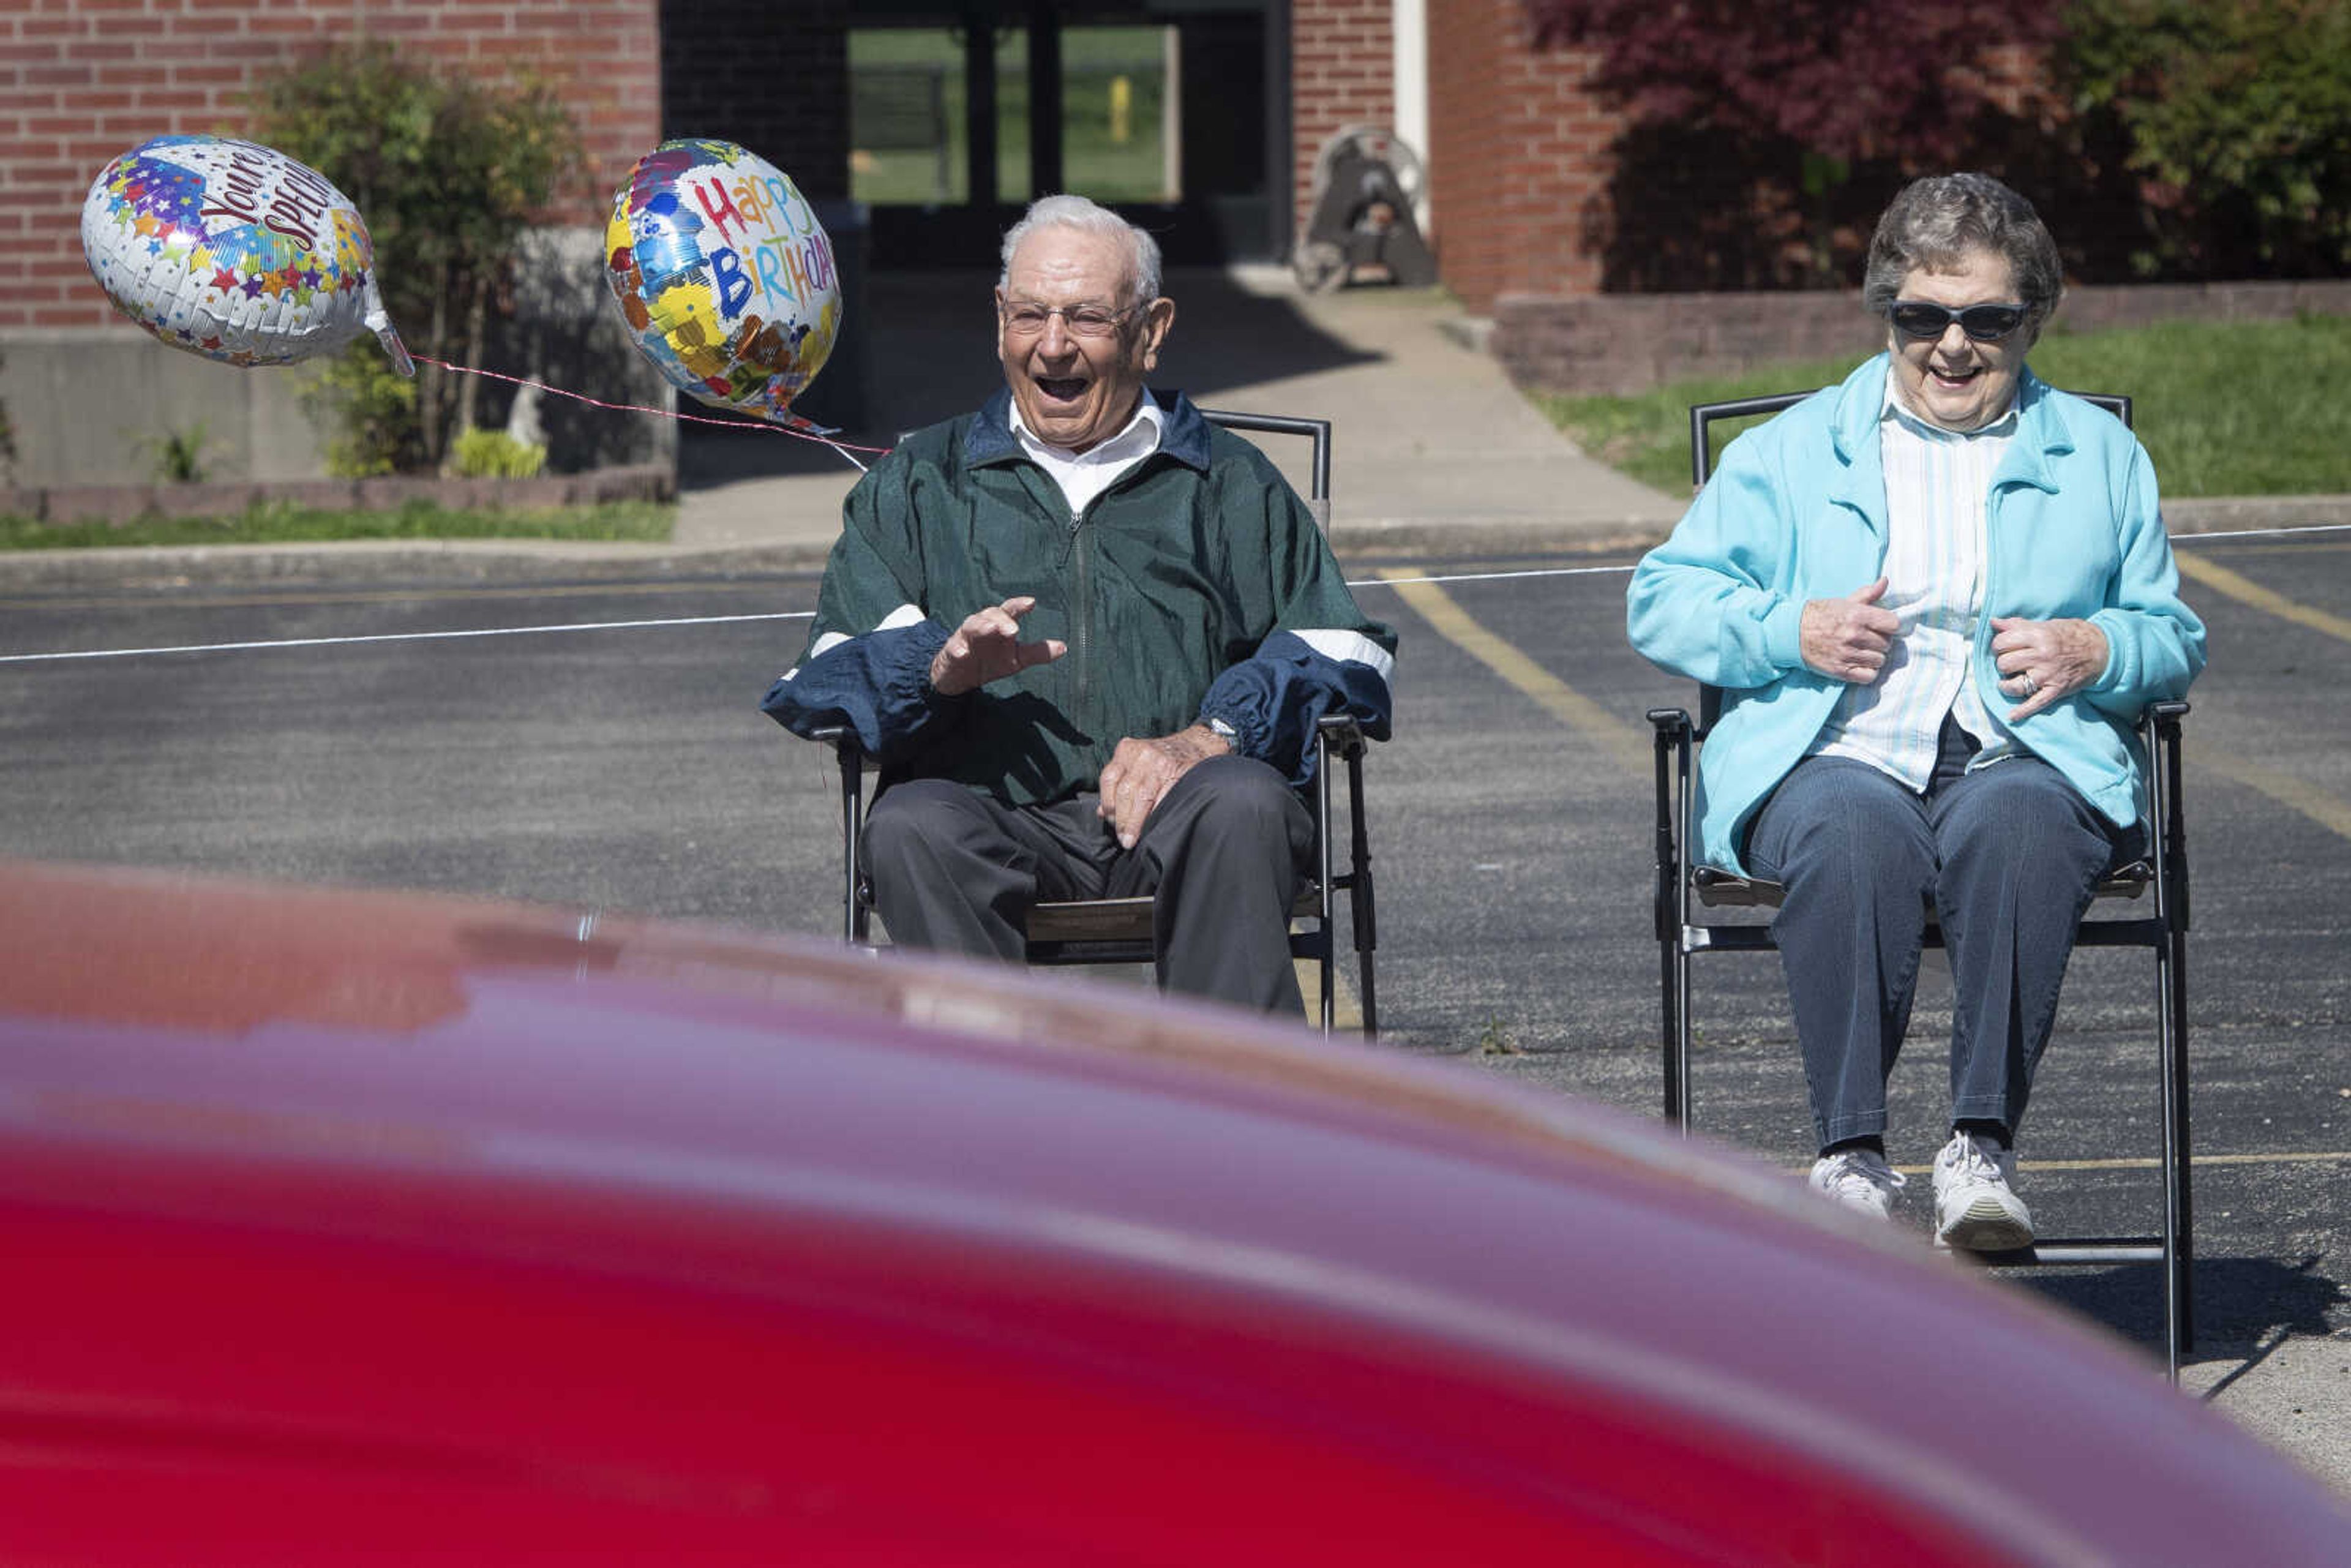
[1626,353,2206,876]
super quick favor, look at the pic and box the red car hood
[0,860,2341,1564]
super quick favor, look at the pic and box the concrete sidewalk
[667,264,1685,566]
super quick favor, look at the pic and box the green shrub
[299,344,419,478]
[253,43,582,471]
[130,422,215,484]
[2062,0,2351,277]
[449,427,547,479]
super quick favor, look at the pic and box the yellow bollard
[1109,76,1131,144]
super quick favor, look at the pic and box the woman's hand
[1990,616,2108,721]
[1800,577,1900,683]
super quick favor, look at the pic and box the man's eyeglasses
[1887,300,2030,342]
[1000,302,1133,339]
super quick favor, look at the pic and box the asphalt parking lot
[2,525,2345,1485]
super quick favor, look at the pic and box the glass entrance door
[851,5,1280,268]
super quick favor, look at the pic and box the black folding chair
[811,409,1379,1037]
[1647,390,2194,1379]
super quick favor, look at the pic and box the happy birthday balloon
[81,135,411,375]
[605,138,839,425]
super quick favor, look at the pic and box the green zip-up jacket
[761,388,1397,806]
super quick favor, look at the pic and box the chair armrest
[806,725,871,770]
[1647,708,1692,737]
[1314,711,1367,759]
[2139,700,2190,932]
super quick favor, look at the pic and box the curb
[1327,517,1673,563]
[0,537,840,594]
[0,465,677,527]
[2161,495,2350,536]
[0,499,2338,595]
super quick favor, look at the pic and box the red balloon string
[410,354,896,462]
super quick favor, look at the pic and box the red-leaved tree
[1524,0,2069,285]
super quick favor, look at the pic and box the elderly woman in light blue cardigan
[1627,173,2205,1250]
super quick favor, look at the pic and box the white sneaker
[1933,1131,2035,1251]
[1807,1147,1906,1221]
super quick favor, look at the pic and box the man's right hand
[928,596,1067,696]
[1799,576,1900,684]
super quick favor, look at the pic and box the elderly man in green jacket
[763,195,1396,1015]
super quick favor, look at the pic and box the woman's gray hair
[1862,173,2063,339]
[999,193,1162,309]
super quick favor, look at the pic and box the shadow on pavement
[2009,1252,2345,1378]
[677,267,1384,490]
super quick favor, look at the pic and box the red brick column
[1291,0,1395,251]
[1425,0,1618,312]
[0,0,662,331]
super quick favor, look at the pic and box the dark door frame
[863,0,1289,267]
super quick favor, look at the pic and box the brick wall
[1291,0,1393,246]
[0,0,662,331]
[1492,279,2351,397]
[1424,0,1617,313]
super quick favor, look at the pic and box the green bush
[2063,0,2351,277]
[449,427,547,480]
[253,43,582,472]
[298,344,419,478]
[130,422,215,484]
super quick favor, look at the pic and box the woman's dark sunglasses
[1888,300,2030,342]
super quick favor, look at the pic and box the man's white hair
[998,193,1162,309]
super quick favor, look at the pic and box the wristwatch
[1206,716,1239,745]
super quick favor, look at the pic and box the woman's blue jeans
[1744,730,2139,1153]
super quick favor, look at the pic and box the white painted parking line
[0,610,814,664]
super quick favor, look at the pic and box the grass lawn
[0,499,675,552]
[1537,313,2351,499]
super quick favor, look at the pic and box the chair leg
[1316,730,1337,1037]
[1348,746,1378,1039]
[1660,929,1681,1125]
[833,737,869,946]
[1318,939,1336,1036]
[1648,713,1701,1131]
[2160,920,2194,1373]
[1670,934,1695,1133]
[2149,701,2193,1374]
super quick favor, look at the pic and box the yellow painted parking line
[2177,553,2351,645]
[1887,1150,2351,1177]
[2194,752,2351,842]
[1294,953,1364,1032]
[2140,558,2351,840]
[1377,568,1650,775]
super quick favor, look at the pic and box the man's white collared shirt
[1807,386,2020,786]
[1011,393,1164,518]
